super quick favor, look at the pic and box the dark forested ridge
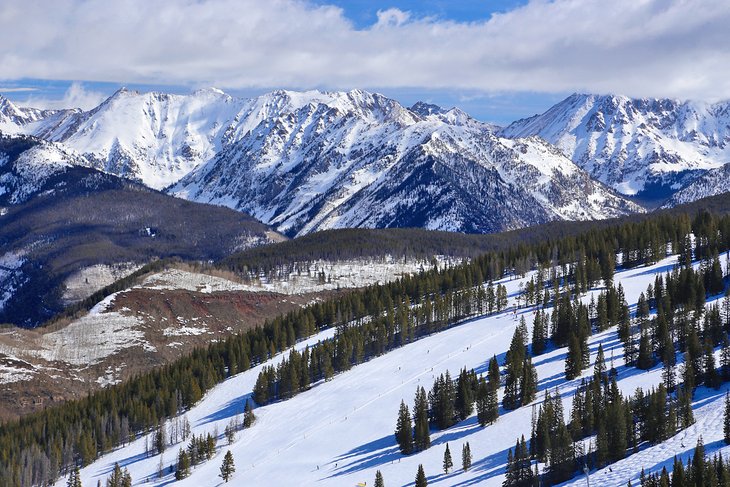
[3,191,730,485]
[220,192,730,278]
[0,166,277,326]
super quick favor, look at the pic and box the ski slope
[60,254,730,487]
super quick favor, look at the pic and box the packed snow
[59,253,729,487]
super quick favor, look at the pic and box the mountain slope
[171,90,641,237]
[0,147,279,326]
[663,162,730,208]
[59,253,729,487]
[18,88,255,189]
[0,134,88,206]
[502,93,730,203]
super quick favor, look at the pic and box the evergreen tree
[462,442,472,472]
[594,344,606,380]
[415,464,428,487]
[455,368,475,421]
[175,448,190,480]
[413,387,431,452]
[243,398,256,428]
[565,333,583,380]
[67,466,82,487]
[488,355,501,387]
[521,356,538,405]
[374,470,385,487]
[504,436,534,487]
[395,400,413,454]
[443,443,454,474]
[531,310,547,356]
[154,421,167,454]
[637,331,654,370]
[106,463,131,487]
[219,450,235,483]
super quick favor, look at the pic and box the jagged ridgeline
[2,198,730,486]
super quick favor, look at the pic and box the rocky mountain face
[502,93,730,204]
[663,162,730,208]
[170,90,640,236]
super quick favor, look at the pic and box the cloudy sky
[1,0,728,124]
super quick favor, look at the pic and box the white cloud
[1,0,729,101]
[0,87,39,93]
[19,82,107,110]
[375,8,410,28]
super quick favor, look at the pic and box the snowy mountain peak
[502,93,730,202]
[410,101,447,117]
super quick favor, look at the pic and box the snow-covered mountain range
[3,89,730,237]
[170,89,639,236]
[502,93,730,202]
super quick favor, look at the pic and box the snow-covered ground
[58,253,730,487]
[142,257,455,296]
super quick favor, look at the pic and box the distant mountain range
[3,89,728,227]
[502,93,730,204]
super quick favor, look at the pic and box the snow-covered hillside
[171,89,640,236]
[0,136,86,206]
[502,94,730,202]
[63,253,730,487]
[663,162,730,208]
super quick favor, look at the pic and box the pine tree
[565,333,583,380]
[531,310,547,356]
[219,450,235,482]
[462,442,472,472]
[443,443,453,474]
[154,421,166,454]
[67,466,82,487]
[395,400,413,454]
[637,331,654,370]
[106,463,131,487]
[374,470,385,487]
[175,448,190,480]
[488,355,500,387]
[415,464,428,487]
[455,368,474,421]
[243,398,256,427]
[413,387,431,452]
[520,356,537,405]
[594,344,606,380]
[476,376,489,426]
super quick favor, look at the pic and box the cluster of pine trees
[2,209,730,486]
[394,368,484,454]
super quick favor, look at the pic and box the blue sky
[313,0,528,28]
[1,1,727,124]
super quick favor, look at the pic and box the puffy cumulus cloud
[1,0,729,101]
[19,82,107,110]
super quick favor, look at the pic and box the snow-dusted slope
[663,162,730,208]
[63,254,729,487]
[21,88,253,189]
[0,95,62,134]
[0,135,87,206]
[172,90,640,236]
[502,94,730,201]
